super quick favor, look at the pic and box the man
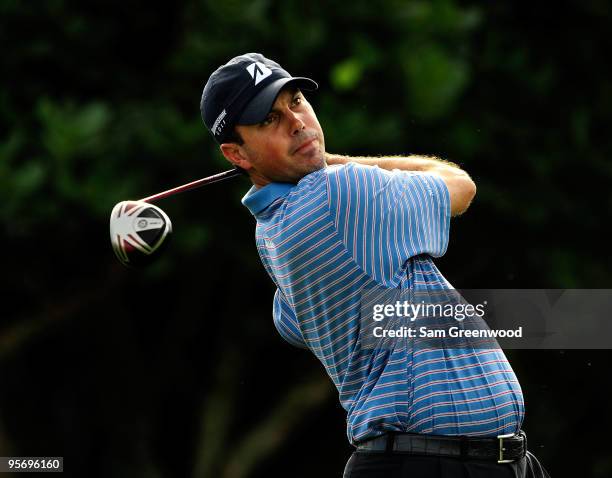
[200,53,550,477]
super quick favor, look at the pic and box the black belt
[356,431,527,463]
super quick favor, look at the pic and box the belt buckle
[497,433,516,463]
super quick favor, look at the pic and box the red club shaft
[139,168,243,203]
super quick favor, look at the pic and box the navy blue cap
[200,53,318,144]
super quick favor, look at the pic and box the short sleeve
[272,288,308,349]
[325,162,451,285]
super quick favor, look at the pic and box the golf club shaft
[140,168,243,203]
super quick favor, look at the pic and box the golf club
[109,168,242,266]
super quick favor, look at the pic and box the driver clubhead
[110,201,172,267]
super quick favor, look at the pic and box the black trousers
[343,451,551,478]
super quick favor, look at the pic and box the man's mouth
[293,137,317,155]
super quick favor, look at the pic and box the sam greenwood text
[372,326,524,338]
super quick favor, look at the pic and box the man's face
[222,88,326,187]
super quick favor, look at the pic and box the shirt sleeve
[272,288,308,349]
[325,162,451,285]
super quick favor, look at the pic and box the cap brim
[237,77,318,125]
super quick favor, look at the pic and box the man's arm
[325,153,476,217]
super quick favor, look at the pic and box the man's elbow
[451,177,476,216]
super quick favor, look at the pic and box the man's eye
[292,96,302,106]
[261,114,276,126]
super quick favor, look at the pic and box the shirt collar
[241,182,296,216]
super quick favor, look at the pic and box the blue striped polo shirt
[242,162,524,445]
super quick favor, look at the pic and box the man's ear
[220,143,253,171]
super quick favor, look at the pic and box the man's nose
[287,110,305,135]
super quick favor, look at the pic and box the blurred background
[1,1,611,476]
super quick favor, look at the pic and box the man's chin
[267,154,326,184]
[300,154,326,177]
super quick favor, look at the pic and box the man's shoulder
[256,170,338,251]
[324,161,407,185]
[264,169,330,222]
[289,163,377,204]
[324,161,381,177]
[323,162,401,203]
[261,162,392,222]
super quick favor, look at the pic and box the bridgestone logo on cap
[246,62,272,85]
[212,109,227,136]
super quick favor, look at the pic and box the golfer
[201,53,550,478]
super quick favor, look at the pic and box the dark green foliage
[1,1,611,476]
